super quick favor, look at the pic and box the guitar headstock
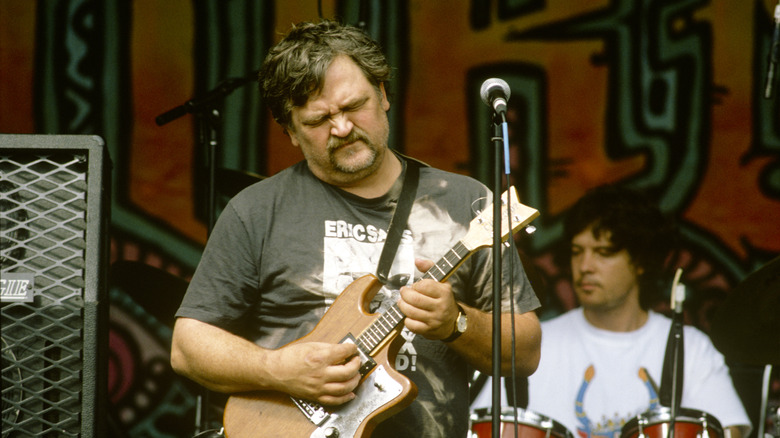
[461,187,540,251]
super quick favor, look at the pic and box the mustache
[327,129,370,150]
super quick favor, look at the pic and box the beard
[326,119,388,175]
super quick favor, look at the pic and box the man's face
[570,225,642,312]
[287,55,391,187]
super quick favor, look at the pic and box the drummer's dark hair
[258,20,391,129]
[563,185,678,310]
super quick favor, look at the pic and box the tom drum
[470,407,575,438]
[620,407,723,438]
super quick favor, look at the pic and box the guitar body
[223,275,418,438]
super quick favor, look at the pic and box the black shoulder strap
[376,160,420,284]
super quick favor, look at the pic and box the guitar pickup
[340,334,376,377]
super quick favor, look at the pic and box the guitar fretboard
[355,241,472,355]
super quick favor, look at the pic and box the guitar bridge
[292,397,330,427]
[310,365,404,438]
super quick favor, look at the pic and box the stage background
[1,0,778,436]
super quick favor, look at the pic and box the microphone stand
[490,112,508,438]
[155,73,258,127]
[666,307,684,438]
[764,1,780,99]
[660,275,686,438]
[155,71,257,435]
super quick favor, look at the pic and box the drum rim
[622,406,724,434]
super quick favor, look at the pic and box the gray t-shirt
[176,157,540,437]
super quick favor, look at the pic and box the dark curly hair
[258,20,392,129]
[563,185,679,310]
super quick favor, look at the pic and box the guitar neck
[357,240,473,355]
[420,240,472,283]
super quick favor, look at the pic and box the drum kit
[468,256,780,438]
[468,406,725,438]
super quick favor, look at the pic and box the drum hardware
[540,419,554,438]
[660,270,686,438]
[758,365,774,438]
[634,415,649,438]
[698,413,710,438]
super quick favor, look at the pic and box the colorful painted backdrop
[1,0,778,436]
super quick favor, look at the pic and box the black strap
[376,160,420,284]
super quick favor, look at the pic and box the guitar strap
[376,158,421,284]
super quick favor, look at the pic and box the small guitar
[222,187,540,438]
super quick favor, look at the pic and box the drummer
[526,186,751,438]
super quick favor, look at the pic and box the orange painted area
[403,1,645,212]
[686,0,780,256]
[0,1,35,133]
[128,0,205,243]
[1,0,778,260]
[400,0,779,257]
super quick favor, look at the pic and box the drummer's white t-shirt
[519,309,751,438]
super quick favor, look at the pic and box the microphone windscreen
[480,78,511,106]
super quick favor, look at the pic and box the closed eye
[343,96,369,112]
[596,247,618,257]
[303,118,327,127]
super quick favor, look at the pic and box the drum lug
[637,415,648,438]
[699,414,710,438]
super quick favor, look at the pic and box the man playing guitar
[171,20,542,437]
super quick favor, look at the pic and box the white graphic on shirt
[320,198,467,375]
[396,327,418,371]
[322,219,414,297]
[322,219,418,371]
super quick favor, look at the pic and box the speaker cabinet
[1,134,109,437]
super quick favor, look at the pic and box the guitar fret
[432,261,447,278]
[364,329,378,343]
[454,243,470,260]
[425,242,469,282]
[369,325,382,338]
[358,305,405,351]
[387,306,404,323]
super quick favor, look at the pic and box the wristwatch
[443,304,468,343]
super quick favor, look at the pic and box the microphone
[766,1,780,99]
[480,78,511,117]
